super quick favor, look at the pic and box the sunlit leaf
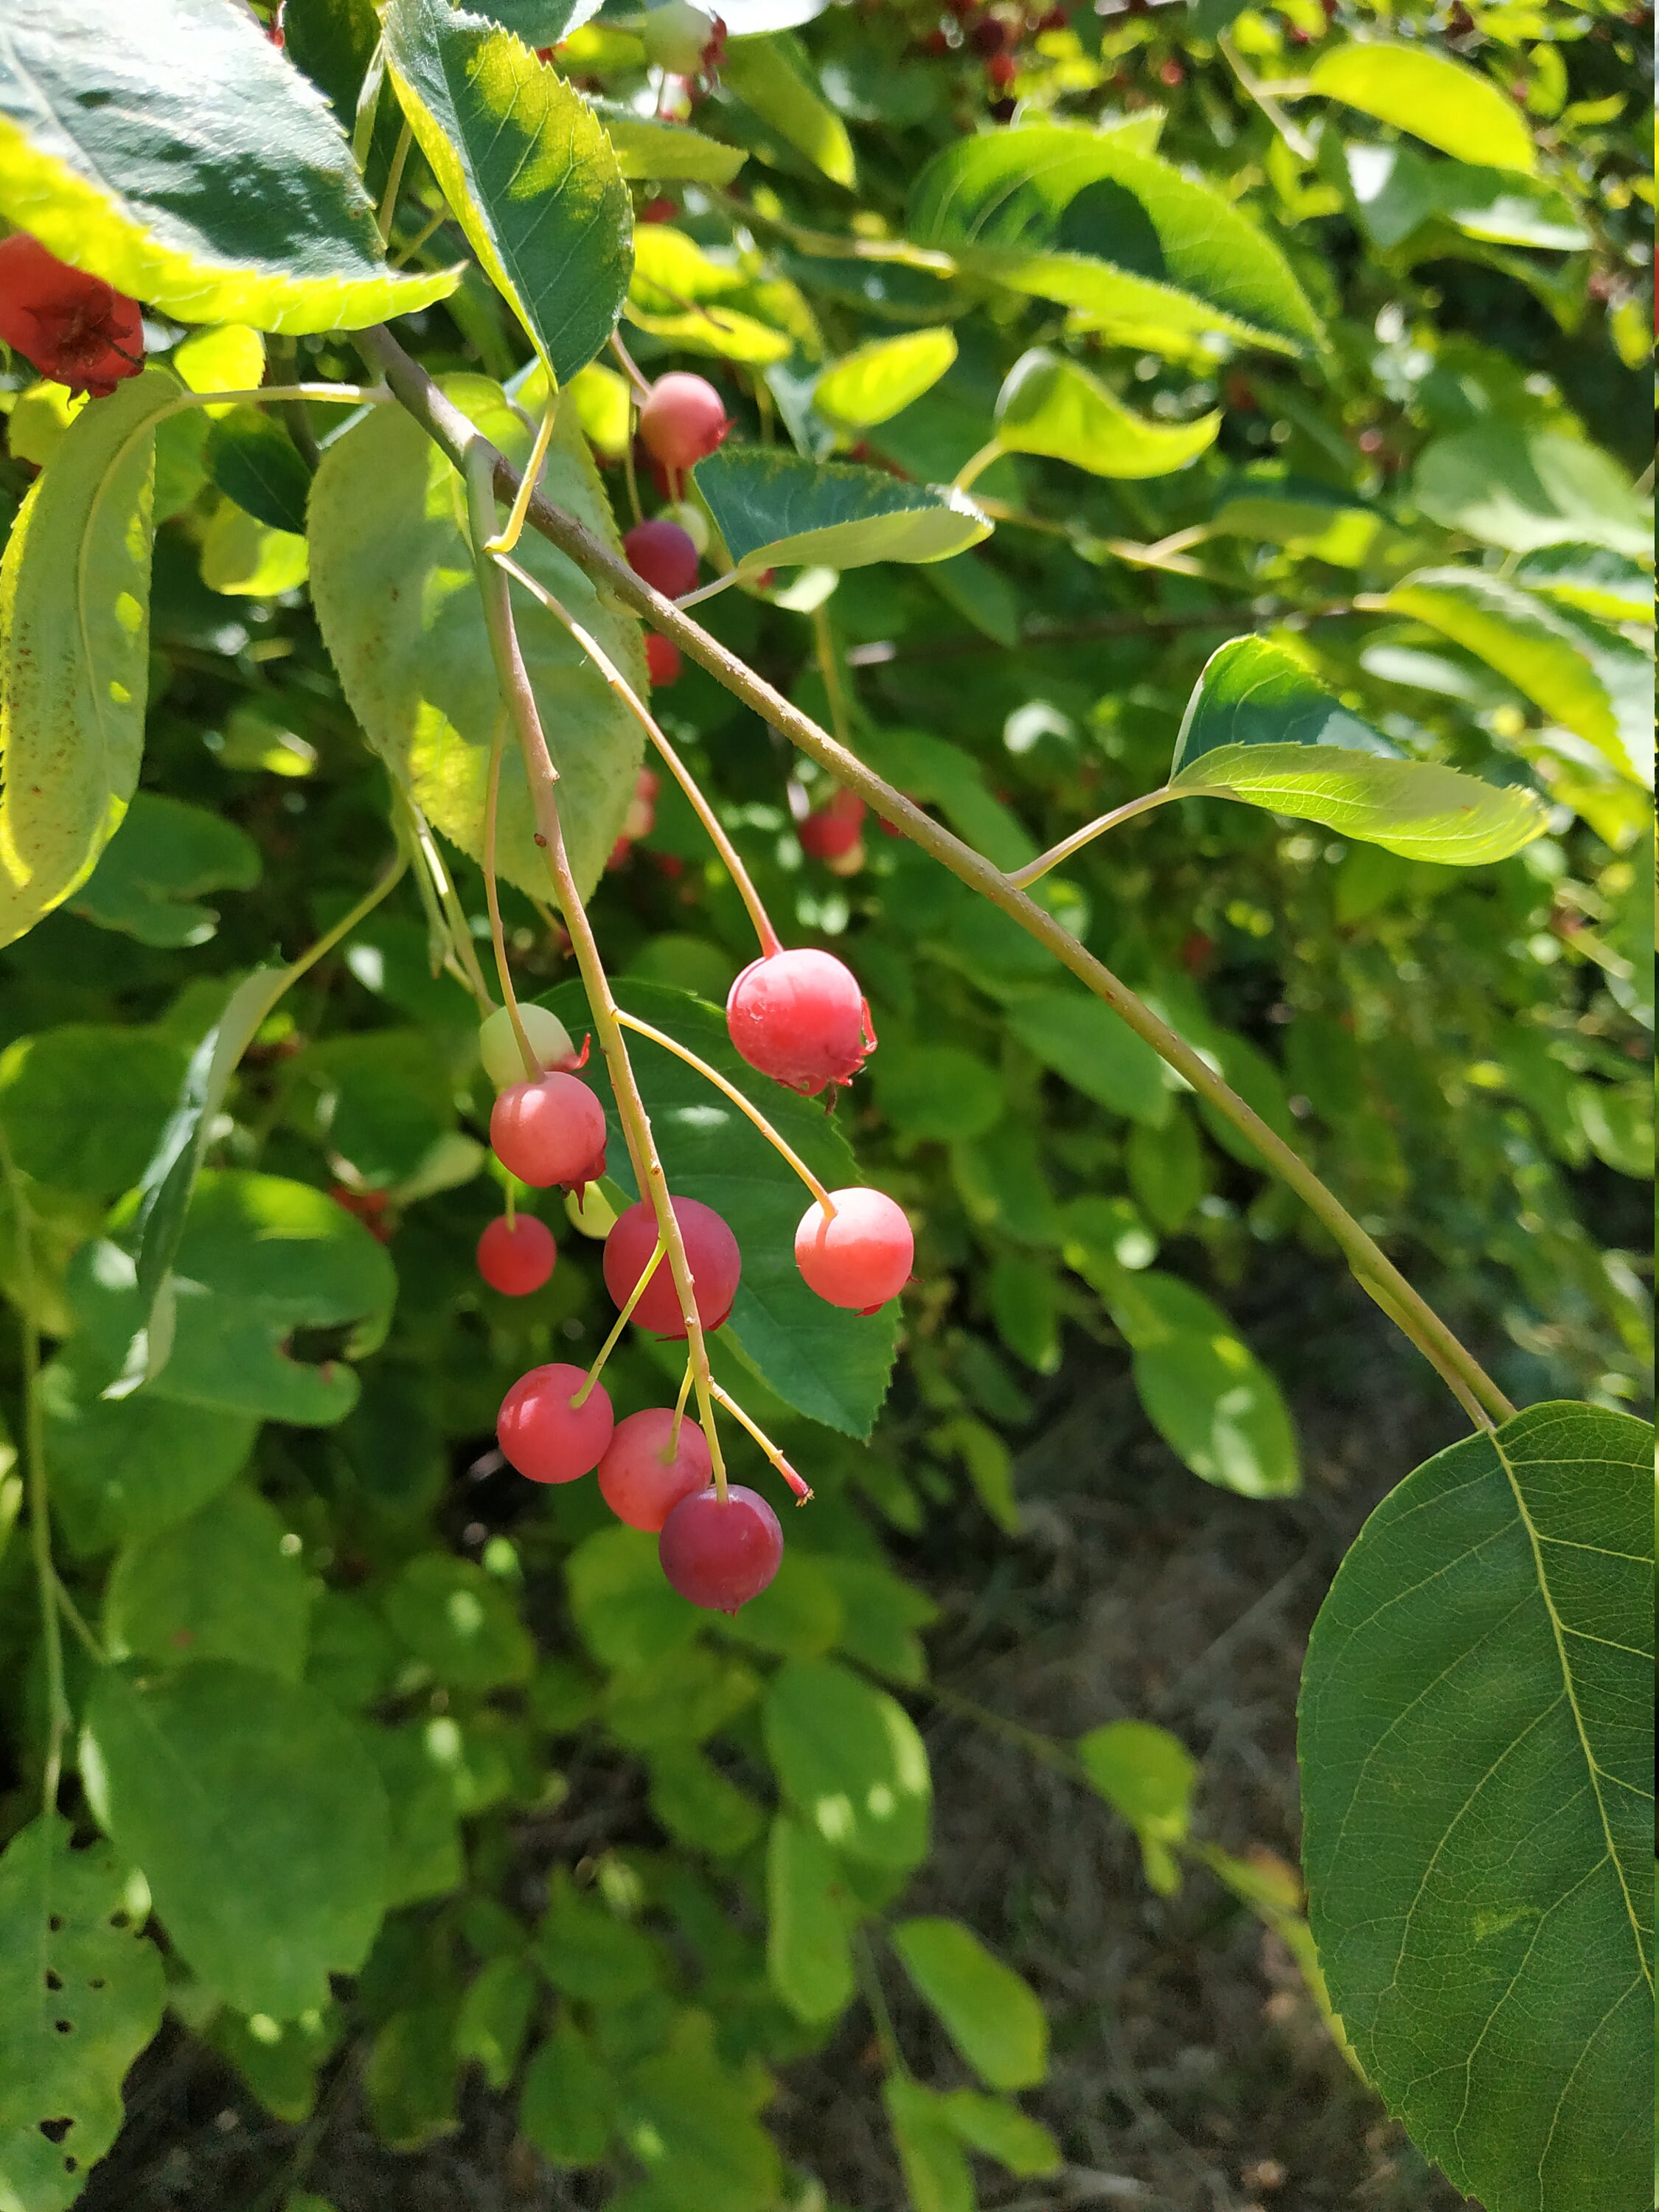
[815,330,958,428]
[695,445,990,573]
[593,101,748,185]
[723,32,855,187]
[995,347,1219,478]
[891,1918,1048,2090]
[1305,41,1537,173]
[1411,420,1652,557]
[763,1658,931,1869]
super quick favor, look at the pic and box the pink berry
[598,1408,712,1531]
[602,1196,741,1337]
[476,1213,557,1295]
[638,372,731,472]
[645,631,682,686]
[490,1072,608,1189]
[795,1187,914,1311]
[623,518,700,599]
[726,948,874,1096]
[658,1483,782,1613]
[498,1363,613,1483]
[799,788,866,861]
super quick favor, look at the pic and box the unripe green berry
[479,1004,575,1091]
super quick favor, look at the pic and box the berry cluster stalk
[464,444,731,1496]
[360,328,1512,1436]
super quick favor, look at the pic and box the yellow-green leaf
[723,33,855,188]
[815,330,958,428]
[995,347,1220,479]
[1306,41,1537,173]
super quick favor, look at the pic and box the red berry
[638,373,731,470]
[641,195,678,223]
[970,14,1006,50]
[624,518,700,599]
[602,1196,741,1337]
[490,1072,608,1189]
[798,788,866,861]
[476,1213,557,1295]
[0,234,144,399]
[598,1408,712,1530]
[987,49,1017,86]
[658,1483,782,1612]
[498,1363,613,1483]
[1158,57,1183,86]
[645,631,683,686]
[726,948,874,1096]
[795,1188,913,1310]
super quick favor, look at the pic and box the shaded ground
[84,1265,1475,2212]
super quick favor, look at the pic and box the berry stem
[608,330,653,402]
[492,550,782,957]
[1007,785,1222,891]
[810,602,853,751]
[952,437,1004,493]
[465,440,731,1498]
[366,327,1517,1433]
[481,709,541,1079]
[377,118,414,241]
[573,1237,664,1406]
[707,1379,813,1503]
[669,1352,696,1457]
[400,793,493,1012]
[614,1010,833,1214]
[485,386,559,558]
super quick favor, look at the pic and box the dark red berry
[798,788,866,861]
[726,948,874,1096]
[490,1071,608,1189]
[645,631,683,686]
[795,1188,913,1310]
[477,1213,557,1295]
[498,1363,613,1483]
[602,1196,742,1337]
[0,234,143,398]
[970,13,1006,50]
[637,373,731,470]
[658,1483,782,1612]
[624,518,700,599]
[641,195,678,223]
[598,1408,712,1530]
[987,50,1017,86]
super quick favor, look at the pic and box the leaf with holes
[694,445,990,574]
[0,0,454,331]
[383,0,631,381]
[0,1815,165,2212]
[1299,1402,1654,2212]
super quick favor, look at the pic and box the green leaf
[81,1662,389,2020]
[1077,1719,1196,1894]
[694,445,990,574]
[0,0,455,332]
[0,369,177,950]
[995,347,1220,479]
[200,504,310,597]
[364,2002,461,2150]
[0,1815,165,2212]
[815,330,958,429]
[762,1658,931,1869]
[520,2013,616,2166]
[380,1555,535,1690]
[626,226,799,365]
[1411,421,1652,557]
[936,2090,1061,2177]
[1125,1107,1206,1234]
[536,1868,659,2004]
[1305,41,1537,172]
[310,387,645,906]
[204,409,313,536]
[617,2011,783,2212]
[383,0,632,380]
[987,1253,1060,1374]
[105,1485,310,1680]
[1005,990,1169,1125]
[455,1955,537,2092]
[364,1721,465,1907]
[1300,1403,1654,2212]
[567,1524,700,1674]
[1515,544,1655,626]
[872,1041,1004,1141]
[1171,636,1547,861]
[41,1354,256,1557]
[70,792,261,948]
[818,1556,937,1687]
[890,1918,1048,2090]
[722,33,855,188]
[766,1813,855,2023]
[69,1170,397,1427]
[546,980,898,1437]
[0,1026,187,1198]
[290,1030,462,1189]
[593,101,748,186]
[882,2075,976,2212]
[1386,567,1627,761]
[1107,1270,1300,1498]
[908,125,1322,357]
[647,1745,765,1857]
[1342,143,1587,254]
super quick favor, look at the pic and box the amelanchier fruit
[624,517,700,599]
[658,1484,782,1613]
[726,947,875,1095]
[476,1213,557,1295]
[498,1363,614,1483]
[598,1408,713,1531]
[0,232,144,396]
[602,1195,741,1336]
[490,1072,608,1190]
[796,1188,913,1311]
[637,372,731,471]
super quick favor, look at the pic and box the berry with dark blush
[638,372,731,470]
[658,1483,782,1611]
[726,948,874,1095]
[603,1196,741,1336]
[795,1188,914,1310]
[970,14,1006,50]
[0,233,144,397]
[490,1071,608,1189]
[598,1408,712,1529]
[477,1213,557,1295]
[645,631,683,686]
[498,1363,613,1482]
[624,518,700,599]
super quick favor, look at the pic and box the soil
[82,1262,1477,2212]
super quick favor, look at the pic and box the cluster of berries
[473,941,911,1610]
[0,232,144,399]
[616,370,732,687]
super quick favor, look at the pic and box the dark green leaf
[694,445,991,574]
[205,408,313,535]
[1300,1403,1653,2212]
[520,2013,616,2166]
[70,793,260,949]
[0,1026,187,1198]
[41,1354,256,1558]
[872,1040,1004,1141]
[536,1868,659,2004]
[1005,990,1169,1125]
[104,1485,310,1680]
[380,1556,535,1690]
[455,1956,537,2091]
